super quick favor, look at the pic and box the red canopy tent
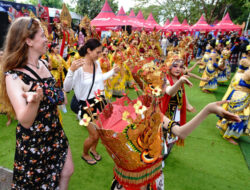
[145,13,162,31]
[116,6,139,28]
[163,16,183,31]
[136,10,146,28]
[163,19,170,28]
[190,15,213,32]
[213,20,219,26]
[126,9,144,29]
[128,9,136,18]
[181,19,190,31]
[91,0,121,31]
[214,13,242,32]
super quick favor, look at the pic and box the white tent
[48,7,82,20]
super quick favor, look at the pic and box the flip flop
[81,156,97,165]
[224,137,238,145]
[90,151,102,161]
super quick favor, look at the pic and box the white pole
[222,6,228,18]
[244,12,250,35]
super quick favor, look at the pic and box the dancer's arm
[187,61,200,72]
[242,69,250,81]
[187,72,208,81]
[102,64,119,80]
[163,100,241,139]
[166,75,193,96]
[186,95,196,113]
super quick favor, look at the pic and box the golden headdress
[141,30,147,43]
[83,61,167,188]
[80,15,91,29]
[60,4,71,28]
[111,31,119,41]
[238,55,250,73]
[164,51,184,69]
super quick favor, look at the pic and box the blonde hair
[0,17,41,116]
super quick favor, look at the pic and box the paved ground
[0,167,12,190]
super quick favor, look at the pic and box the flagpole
[245,13,250,35]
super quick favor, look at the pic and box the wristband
[167,120,179,138]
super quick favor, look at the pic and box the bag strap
[86,63,96,100]
[23,60,52,82]
[39,59,49,70]
[23,65,43,83]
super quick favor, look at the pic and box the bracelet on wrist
[167,120,179,138]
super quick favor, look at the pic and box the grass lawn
[0,62,249,189]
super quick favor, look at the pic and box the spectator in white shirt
[161,36,169,56]
[64,39,119,165]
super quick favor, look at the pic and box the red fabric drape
[160,75,186,124]
[60,30,70,56]
[159,74,186,145]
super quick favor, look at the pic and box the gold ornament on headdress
[29,11,36,19]
[80,15,91,29]
[238,55,250,73]
[111,31,119,41]
[60,4,71,28]
[164,51,183,69]
[141,30,147,43]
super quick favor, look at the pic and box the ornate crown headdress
[80,15,91,29]
[60,4,71,27]
[78,62,168,189]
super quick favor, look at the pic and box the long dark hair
[78,38,101,57]
[49,43,58,53]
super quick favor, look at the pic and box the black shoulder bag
[70,63,96,114]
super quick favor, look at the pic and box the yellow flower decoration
[84,103,94,110]
[79,114,91,126]
[151,86,162,97]
[133,100,147,115]
[122,111,130,121]
[94,96,103,103]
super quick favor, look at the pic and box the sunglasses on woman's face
[27,18,34,29]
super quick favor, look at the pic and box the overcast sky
[16,0,137,13]
[117,0,137,12]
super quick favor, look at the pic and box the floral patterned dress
[6,70,69,190]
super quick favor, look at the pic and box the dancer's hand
[113,64,120,73]
[71,59,83,72]
[187,105,196,113]
[23,87,43,103]
[202,77,209,82]
[180,75,193,87]
[206,100,241,122]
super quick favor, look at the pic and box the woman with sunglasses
[0,17,73,189]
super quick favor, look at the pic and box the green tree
[132,5,162,23]
[72,0,118,19]
[26,0,63,9]
[133,0,249,27]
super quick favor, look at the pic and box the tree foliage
[26,0,63,9]
[72,0,119,19]
[132,0,249,27]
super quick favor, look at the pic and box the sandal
[81,156,97,165]
[224,137,238,145]
[90,151,102,161]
